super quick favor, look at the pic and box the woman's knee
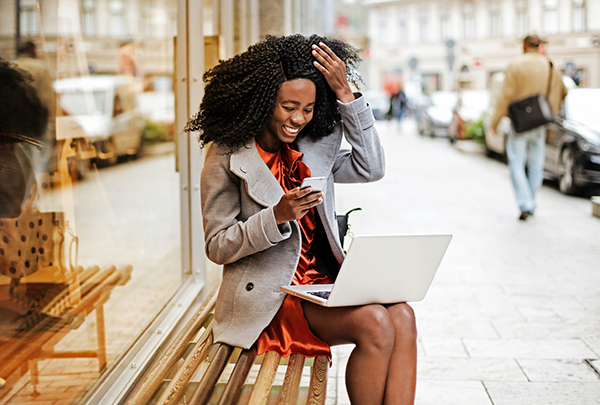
[354,305,396,352]
[387,303,417,340]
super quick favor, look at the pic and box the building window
[572,0,586,33]
[142,3,155,38]
[543,0,558,35]
[418,8,428,42]
[398,12,408,44]
[169,6,177,37]
[440,7,451,41]
[81,0,95,37]
[515,0,528,35]
[489,2,501,37]
[463,3,475,40]
[378,12,388,46]
[109,0,126,38]
[19,0,40,36]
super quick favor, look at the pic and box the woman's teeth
[284,125,299,134]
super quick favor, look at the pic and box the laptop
[280,234,452,307]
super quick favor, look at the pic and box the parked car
[417,91,458,137]
[483,73,577,159]
[54,75,145,169]
[449,90,490,143]
[362,90,390,120]
[544,88,600,194]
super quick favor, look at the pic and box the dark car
[417,91,458,137]
[545,88,600,195]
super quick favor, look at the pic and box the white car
[54,75,145,168]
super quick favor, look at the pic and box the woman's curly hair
[185,34,361,153]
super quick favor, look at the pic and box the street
[25,116,598,405]
[330,117,600,404]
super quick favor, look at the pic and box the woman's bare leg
[302,302,396,405]
[302,301,417,405]
[383,303,418,405]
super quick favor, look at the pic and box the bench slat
[155,324,214,405]
[217,347,257,405]
[248,351,281,405]
[188,343,233,405]
[307,355,329,405]
[279,353,305,405]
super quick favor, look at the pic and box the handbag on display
[0,181,65,291]
[508,61,554,134]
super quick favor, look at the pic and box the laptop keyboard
[307,290,330,300]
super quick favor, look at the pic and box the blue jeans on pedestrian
[505,125,546,213]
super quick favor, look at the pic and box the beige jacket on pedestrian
[200,94,385,349]
[491,50,568,131]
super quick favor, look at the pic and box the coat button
[240,166,247,173]
[245,282,254,291]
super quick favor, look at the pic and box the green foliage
[142,119,170,145]
[464,118,485,144]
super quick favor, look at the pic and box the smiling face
[257,78,316,152]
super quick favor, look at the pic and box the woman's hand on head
[312,42,355,104]
[273,187,323,224]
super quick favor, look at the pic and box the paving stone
[416,318,499,339]
[484,381,600,404]
[415,380,492,405]
[419,337,469,358]
[584,339,600,357]
[418,357,527,381]
[492,321,599,340]
[518,358,600,382]
[463,338,598,359]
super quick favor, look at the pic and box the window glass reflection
[0,0,180,403]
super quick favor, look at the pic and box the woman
[186,34,417,405]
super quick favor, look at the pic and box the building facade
[364,0,600,95]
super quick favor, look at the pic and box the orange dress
[254,141,333,359]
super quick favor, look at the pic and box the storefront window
[0,0,180,403]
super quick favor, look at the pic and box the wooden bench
[126,286,329,405]
[0,264,132,398]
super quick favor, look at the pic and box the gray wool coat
[200,94,385,349]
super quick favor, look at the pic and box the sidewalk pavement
[328,118,600,405]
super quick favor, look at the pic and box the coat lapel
[230,142,284,207]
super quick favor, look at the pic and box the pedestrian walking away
[490,34,568,220]
[185,34,418,405]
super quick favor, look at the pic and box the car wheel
[558,147,579,195]
[74,158,90,180]
[96,140,118,167]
